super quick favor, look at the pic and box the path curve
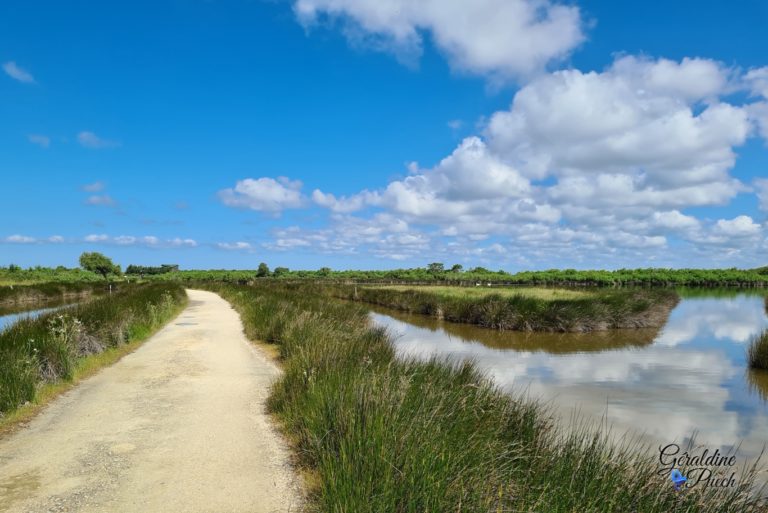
[0,289,302,512]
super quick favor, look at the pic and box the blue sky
[2,0,767,271]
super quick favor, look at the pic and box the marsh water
[0,301,75,332]
[369,290,768,465]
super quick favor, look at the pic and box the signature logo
[670,469,687,491]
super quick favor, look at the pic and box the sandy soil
[0,289,302,512]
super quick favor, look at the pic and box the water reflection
[370,292,768,461]
[0,302,75,332]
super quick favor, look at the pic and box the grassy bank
[331,284,679,332]
[0,281,110,308]
[204,281,764,512]
[0,283,187,415]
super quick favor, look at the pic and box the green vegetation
[0,282,108,307]
[202,281,764,512]
[79,251,121,280]
[333,284,679,332]
[0,265,103,285]
[125,264,179,276]
[374,284,591,300]
[5,263,768,288]
[0,283,186,414]
[138,265,768,288]
[748,330,768,370]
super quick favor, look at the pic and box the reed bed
[330,284,679,332]
[205,282,764,512]
[0,283,186,414]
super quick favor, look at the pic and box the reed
[747,329,768,371]
[205,282,765,512]
[330,284,679,332]
[0,283,186,414]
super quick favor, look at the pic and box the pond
[370,290,768,466]
[0,301,76,332]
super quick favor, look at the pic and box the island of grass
[333,284,680,332]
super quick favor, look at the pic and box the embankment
[331,285,679,332]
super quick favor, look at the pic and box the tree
[257,262,271,277]
[427,262,444,274]
[449,264,463,273]
[318,267,332,277]
[273,266,289,277]
[79,252,120,280]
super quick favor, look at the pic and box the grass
[330,284,679,332]
[203,281,765,512]
[747,330,768,370]
[0,282,187,416]
[371,285,592,300]
[0,281,108,307]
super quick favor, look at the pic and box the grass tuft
[747,329,768,370]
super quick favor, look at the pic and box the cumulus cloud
[713,216,761,237]
[3,61,35,83]
[85,234,109,242]
[219,177,305,213]
[77,131,120,149]
[27,134,50,148]
[744,67,768,99]
[294,0,584,81]
[267,55,768,267]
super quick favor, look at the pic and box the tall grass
[205,282,764,512]
[329,284,679,332]
[0,283,186,414]
[0,281,107,307]
[747,330,768,370]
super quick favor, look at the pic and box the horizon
[3,0,768,271]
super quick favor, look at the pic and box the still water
[0,302,74,332]
[370,291,768,462]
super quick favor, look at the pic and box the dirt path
[0,290,302,512]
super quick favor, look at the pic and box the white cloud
[755,178,768,212]
[3,61,35,83]
[168,238,198,248]
[266,55,768,267]
[27,134,50,148]
[312,189,379,213]
[713,215,761,237]
[294,0,584,81]
[217,241,252,251]
[651,210,701,233]
[4,234,36,243]
[82,181,105,192]
[219,177,305,213]
[83,234,197,248]
[48,235,64,243]
[745,67,768,99]
[77,131,120,149]
[84,194,116,207]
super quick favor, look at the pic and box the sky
[1,0,767,271]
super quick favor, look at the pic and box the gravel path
[0,289,302,512]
